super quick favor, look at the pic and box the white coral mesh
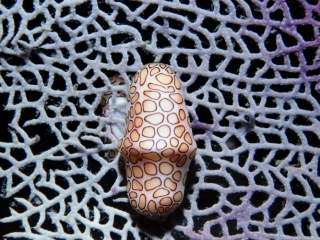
[1,0,320,239]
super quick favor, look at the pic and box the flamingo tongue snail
[114,63,197,218]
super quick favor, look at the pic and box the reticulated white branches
[0,0,319,239]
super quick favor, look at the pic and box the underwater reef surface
[0,0,319,239]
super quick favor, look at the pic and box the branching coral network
[0,0,320,239]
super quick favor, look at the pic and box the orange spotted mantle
[118,63,197,217]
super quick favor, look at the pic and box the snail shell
[118,63,197,217]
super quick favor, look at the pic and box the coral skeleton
[0,0,320,239]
